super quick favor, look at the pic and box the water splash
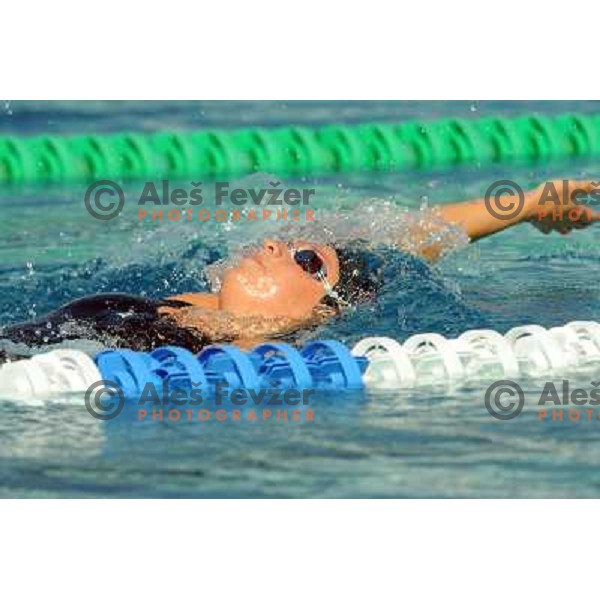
[205,197,469,292]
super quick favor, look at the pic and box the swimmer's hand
[525,179,600,235]
[433,179,600,258]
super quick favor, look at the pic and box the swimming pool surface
[1,101,600,498]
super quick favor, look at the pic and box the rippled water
[1,101,600,497]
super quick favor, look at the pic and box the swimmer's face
[219,239,340,319]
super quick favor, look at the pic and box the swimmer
[1,179,598,362]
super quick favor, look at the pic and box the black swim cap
[324,243,384,308]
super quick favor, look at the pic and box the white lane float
[353,320,600,389]
[0,349,101,404]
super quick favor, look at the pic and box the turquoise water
[2,101,600,497]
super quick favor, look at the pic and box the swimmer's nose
[262,239,284,258]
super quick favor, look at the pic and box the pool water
[1,101,600,498]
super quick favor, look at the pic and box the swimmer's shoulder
[163,293,219,309]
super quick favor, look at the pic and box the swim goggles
[289,245,349,307]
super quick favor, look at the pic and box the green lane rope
[1,113,599,184]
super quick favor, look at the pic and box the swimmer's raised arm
[410,179,600,261]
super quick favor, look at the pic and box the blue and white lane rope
[2,320,600,402]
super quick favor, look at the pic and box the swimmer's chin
[163,292,315,321]
[220,302,316,321]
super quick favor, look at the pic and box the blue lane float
[96,340,369,397]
